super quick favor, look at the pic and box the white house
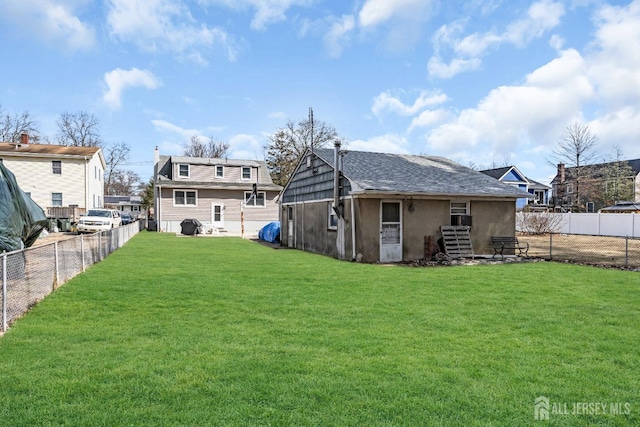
[0,134,105,215]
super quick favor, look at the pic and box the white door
[380,201,402,263]
[212,203,224,228]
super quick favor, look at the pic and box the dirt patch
[517,233,640,270]
[31,231,78,248]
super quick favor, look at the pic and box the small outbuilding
[279,145,531,263]
[599,201,640,213]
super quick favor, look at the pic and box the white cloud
[1,0,95,51]
[427,56,482,79]
[419,0,640,168]
[348,134,410,154]
[409,109,451,131]
[268,111,288,121]
[358,0,432,28]
[202,0,312,31]
[107,0,238,63]
[323,15,355,58]
[151,119,200,139]
[587,0,640,107]
[372,90,448,117]
[228,134,264,159]
[424,48,593,160]
[103,68,162,110]
[429,0,565,79]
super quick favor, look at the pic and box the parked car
[121,213,133,225]
[77,209,122,234]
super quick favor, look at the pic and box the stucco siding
[469,200,516,254]
[402,199,450,260]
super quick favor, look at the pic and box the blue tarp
[258,221,280,243]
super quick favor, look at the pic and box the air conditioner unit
[451,215,472,226]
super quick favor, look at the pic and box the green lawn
[0,232,639,426]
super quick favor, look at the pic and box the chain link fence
[518,233,640,269]
[1,222,143,332]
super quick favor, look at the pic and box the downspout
[84,156,90,208]
[351,197,356,261]
[153,147,161,232]
[334,141,340,213]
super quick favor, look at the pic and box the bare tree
[548,122,599,210]
[581,146,636,210]
[55,111,103,147]
[104,142,131,194]
[0,105,40,142]
[265,118,339,186]
[182,136,229,158]
[106,169,142,195]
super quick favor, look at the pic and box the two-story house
[0,134,105,217]
[551,159,640,212]
[480,165,551,210]
[153,148,282,235]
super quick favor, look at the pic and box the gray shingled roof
[479,166,511,180]
[479,165,551,189]
[313,148,531,198]
[157,155,280,188]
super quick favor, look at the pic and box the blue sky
[1,0,640,185]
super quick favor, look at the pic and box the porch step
[440,226,474,259]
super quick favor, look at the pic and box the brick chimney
[558,163,565,183]
[20,132,29,145]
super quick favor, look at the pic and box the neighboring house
[153,149,282,235]
[551,159,640,212]
[480,166,551,210]
[280,145,531,263]
[104,195,144,218]
[0,134,105,217]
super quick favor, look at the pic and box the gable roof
[312,148,531,199]
[0,142,105,168]
[551,158,640,184]
[480,165,551,190]
[156,155,281,189]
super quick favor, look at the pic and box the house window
[174,190,197,206]
[216,165,224,178]
[179,164,190,177]
[244,191,265,207]
[52,192,63,207]
[534,190,544,204]
[450,201,469,215]
[328,202,338,230]
[566,184,574,194]
[242,166,251,180]
[52,160,62,175]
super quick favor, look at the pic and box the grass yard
[0,232,639,426]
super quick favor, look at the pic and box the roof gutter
[349,190,531,199]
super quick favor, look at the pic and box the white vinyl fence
[517,212,640,237]
[1,222,142,332]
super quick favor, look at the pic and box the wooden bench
[491,236,529,259]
